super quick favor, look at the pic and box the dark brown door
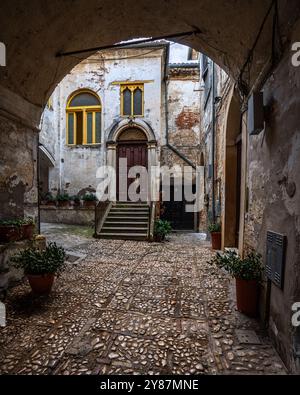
[117,143,148,201]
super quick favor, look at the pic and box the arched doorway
[116,128,148,201]
[222,88,242,249]
[106,120,158,202]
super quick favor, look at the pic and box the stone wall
[0,114,38,222]
[40,206,95,226]
[244,21,300,373]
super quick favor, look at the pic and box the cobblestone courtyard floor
[0,226,286,375]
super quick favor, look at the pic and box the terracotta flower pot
[235,278,259,317]
[46,201,56,207]
[211,231,221,250]
[83,200,96,208]
[154,234,165,242]
[21,224,35,240]
[0,225,21,243]
[57,200,69,208]
[27,274,55,295]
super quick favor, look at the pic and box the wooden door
[117,143,148,201]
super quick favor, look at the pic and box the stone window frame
[120,83,144,118]
[66,89,102,146]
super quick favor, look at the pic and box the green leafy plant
[71,195,80,203]
[11,242,66,275]
[82,193,97,201]
[43,192,55,202]
[154,219,172,238]
[208,222,221,233]
[56,193,70,202]
[0,218,34,227]
[208,250,264,281]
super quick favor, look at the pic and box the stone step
[105,216,149,221]
[102,227,148,233]
[108,212,149,217]
[110,207,149,213]
[98,233,148,240]
[104,221,149,227]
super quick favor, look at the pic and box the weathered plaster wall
[0,115,38,221]
[167,67,201,167]
[244,20,300,373]
[40,207,94,226]
[40,47,165,196]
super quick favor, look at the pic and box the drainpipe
[164,44,196,170]
[211,61,216,223]
[37,134,41,234]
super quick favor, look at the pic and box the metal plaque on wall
[266,231,287,289]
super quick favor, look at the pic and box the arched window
[66,90,101,145]
[120,84,144,117]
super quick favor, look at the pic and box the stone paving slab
[0,231,287,375]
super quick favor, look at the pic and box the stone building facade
[39,42,202,230]
[200,40,300,372]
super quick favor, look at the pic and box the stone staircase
[98,202,150,240]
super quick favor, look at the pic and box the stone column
[0,85,41,222]
[106,142,117,202]
[147,140,159,202]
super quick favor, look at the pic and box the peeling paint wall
[167,67,201,167]
[0,115,38,221]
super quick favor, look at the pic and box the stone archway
[106,120,158,201]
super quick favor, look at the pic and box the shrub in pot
[208,250,263,317]
[56,193,71,207]
[43,192,56,207]
[154,219,172,242]
[71,195,81,208]
[82,193,97,207]
[208,222,222,250]
[11,242,66,295]
[0,219,21,243]
[20,217,35,240]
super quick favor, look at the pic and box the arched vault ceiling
[0,0,299,107]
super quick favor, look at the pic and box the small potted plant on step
[82,193,98,208]
[56,193,70,208]
[154,219,172,242]
[11,242,66,295]
[208,222,222,250]
[20,217,35,240]
[208,250,263,317]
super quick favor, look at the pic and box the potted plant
[71,195,81,208]
[208,250,263,317]
[20,217,35,240]
[56,193,70,208]
[154,219,172,242]
[43,192,56,207]
[208,222,222,250]
[11,242,66,295]
[82,193,97,208]
[0,219,21,243]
